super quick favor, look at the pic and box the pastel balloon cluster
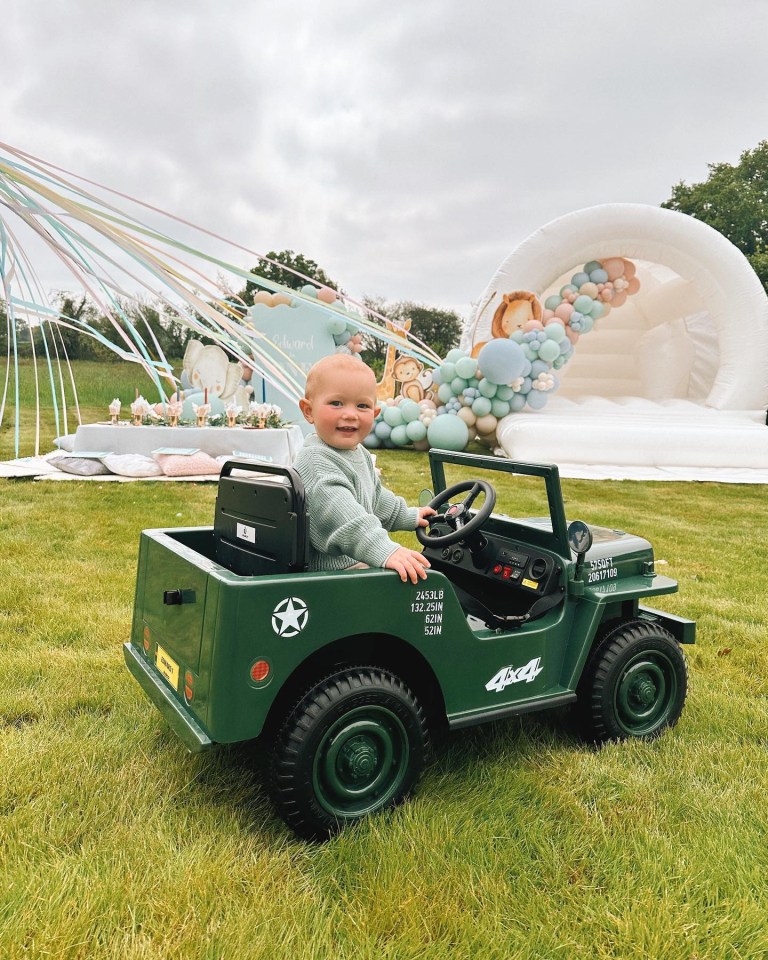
[326,313,364,355]
[364,394,443,451]
[366,338,557,452]
[541,257,640,343]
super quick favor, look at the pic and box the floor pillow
[49,455,113,477]
[101,453,164,478]
[153,451,222,477]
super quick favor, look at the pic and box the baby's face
[300,364,379,450]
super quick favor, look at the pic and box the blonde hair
[304,354,375,400]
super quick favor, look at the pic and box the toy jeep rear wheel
[577,621,687,743]
[270,667,429,840]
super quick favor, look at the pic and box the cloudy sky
[3,0,768,317]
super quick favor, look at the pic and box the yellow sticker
[156,644,179,691]
[521,578,539,590]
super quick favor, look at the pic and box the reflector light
[184,670,194,702]
[251,660,270,682]
[143,626,151,652]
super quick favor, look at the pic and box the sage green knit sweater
[293,434,419,571]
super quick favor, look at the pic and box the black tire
[270,667,429,840]
[576,620,688,743]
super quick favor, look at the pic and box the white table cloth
[72,423,304,465]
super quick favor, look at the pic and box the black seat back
[214,459,308,576]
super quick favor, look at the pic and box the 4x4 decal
[485,657,543,693]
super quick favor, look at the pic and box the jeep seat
[213,459,309,577]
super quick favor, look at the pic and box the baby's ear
[374,404,381,418]
[299,397,314,423]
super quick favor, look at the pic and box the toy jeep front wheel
[270,667,429,840]
[577,621,688,743]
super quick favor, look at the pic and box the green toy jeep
[125,451,695,839]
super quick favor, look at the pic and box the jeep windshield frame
[427,449,571,558]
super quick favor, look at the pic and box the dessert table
[71,423,304,465]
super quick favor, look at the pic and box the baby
[293,354,436,583]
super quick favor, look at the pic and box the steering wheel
[416,479,496,548]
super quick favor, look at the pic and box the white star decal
[271,597,309,637]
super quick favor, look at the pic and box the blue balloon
[509,393,527,412]
[589,268,608,284]
[390,424,410,446]
[527,390,548,410]
[538,339,560,363]
[405,419,428,442]
[363,433,381,448]
[431,367,443,385]
[472,396,492,417]
[450,377,468,395]
[544,295,562,311]
[382,405,404,427]
[477,339,526,385]
[445,348,466,363]
[495,384,515,401]
[440,362,456,382]
[478,378,498,398]
[374,420,392,440]
[571,272,590,288]
[327,316,347,336]
[437,382,455,404]
[544,321,566,342]
[427,414,469,451]
[573,294,594,314]
[454,356,478,379]
[584,260,602,274]
[589,301,605,320]
[491,399,511,418]
[399,399,422,422]
[530,359,550,378]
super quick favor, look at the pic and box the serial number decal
[486,657,543,693]
[587,557,617,583]
[411,589,444,636]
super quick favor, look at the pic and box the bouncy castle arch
[464,203,768,411]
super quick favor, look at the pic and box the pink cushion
[153,451,222,477]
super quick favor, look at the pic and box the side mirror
[567,520,592,572]
[418,489,434,508]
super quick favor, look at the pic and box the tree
[360,299,464,374]
[240,250,340,305]
[662,141,768,291]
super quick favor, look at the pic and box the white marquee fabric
[463,204,768,481]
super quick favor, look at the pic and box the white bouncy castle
[462,204,768,481]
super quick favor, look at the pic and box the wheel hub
[629,676,657,708]
[338,734,379,783]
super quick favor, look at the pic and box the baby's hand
[416,506,438,528]
[385,547,430,583]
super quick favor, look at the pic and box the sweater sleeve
[302,470,405,568]
[370,467,419,532]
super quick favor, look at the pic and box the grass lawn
[1,443,767,959]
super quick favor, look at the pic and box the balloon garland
[365,257,641,452]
